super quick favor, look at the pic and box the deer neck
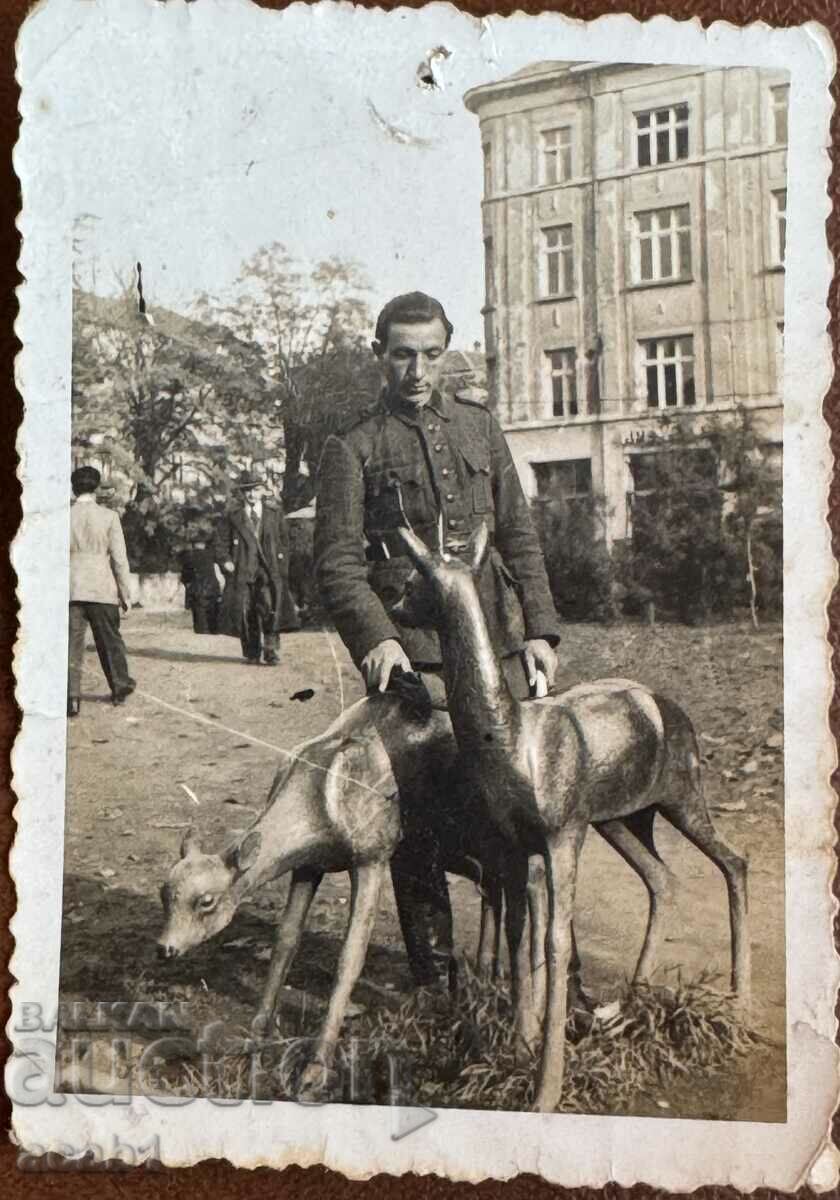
[438,581,518,751]
[230,801,325,902]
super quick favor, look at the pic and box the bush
[533,498,616,622]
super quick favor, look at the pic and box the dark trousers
[241,579,279,662]
[388,657,585,994]
[68,601,133,699]
[190,596,220,635]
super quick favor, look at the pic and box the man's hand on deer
[361,637,412,693]
[522,638,558,691]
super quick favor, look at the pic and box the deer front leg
[504,853,540,1063]
[254,868,323,1035]
[527,857,548,1029]
[477,874,503,981]
[534,826,585,1113]
[297,860,386,1100]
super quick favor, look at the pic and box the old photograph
[61,54,787,1120]
[11,0,837,1188]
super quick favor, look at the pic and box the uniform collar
[74,493,97,504]
[385,388,452,425]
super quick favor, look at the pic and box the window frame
[771,188,787,266]
[770,84,789,146]
[633,204,692,284]
[539,125,573,186]
[540,224,575,299]
[545,347,579,419]
[639,335,697,410]
[532,457,593,503]
[634,103,690,167]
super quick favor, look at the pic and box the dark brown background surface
[1,0,837,1195]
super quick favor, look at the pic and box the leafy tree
[72,286,276,570]
[533,495,616,622]
[201,245,380,509]
[623,408,781,623]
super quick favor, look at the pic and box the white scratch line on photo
[128,686,386,799]
[324,629,346,715]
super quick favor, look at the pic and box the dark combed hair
[373,291,454,350]
[71,465,101,495]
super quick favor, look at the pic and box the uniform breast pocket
[367,465,430,529]
[460,450,493,513]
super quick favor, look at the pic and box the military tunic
[315,388,560,670]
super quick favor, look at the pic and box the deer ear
[396,526,435,575]
[225,829,261,878]
[180,827,199,859]
[466,521,490,573]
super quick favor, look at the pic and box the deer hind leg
[597,810,675,984]
[297,860,387,1100]
[527,857,548,1027]
[533,825,585,1113]
[255,867,324,1034]
[657,796,750,1007]
[504,852,540,1063]
[477,874,503,982]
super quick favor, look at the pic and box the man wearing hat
[214,471,298,664]
[315,291,561,991]
[67,465,135,717]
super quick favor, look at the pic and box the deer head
[157,825,262,958]
[393,521,490,629]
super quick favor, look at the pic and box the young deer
[157,686,677,1099]
[395,521,750,1113]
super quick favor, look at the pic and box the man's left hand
[522,639,557,690]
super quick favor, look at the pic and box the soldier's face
[379,319,448,406]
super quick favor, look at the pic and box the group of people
[69,289,564,996]
[67,468,301,715]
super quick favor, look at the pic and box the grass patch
[134,964,759,1114]
[357,963,759,1113]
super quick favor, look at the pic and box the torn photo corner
[10,0,839,1188]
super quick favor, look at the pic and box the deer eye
[195,893,217,913]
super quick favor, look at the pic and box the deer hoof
[296,1060,338,1103]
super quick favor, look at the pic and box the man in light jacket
[67,465,135,716]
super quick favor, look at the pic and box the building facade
[464,62,787,544]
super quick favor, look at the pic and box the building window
[636,104,689,167]
[634,206,692,282]
[546,349,578,418]
[483,142,493,196]
[541,225,574,297]
[772,189,787,265]
[533,458,592,503]
[776,321,784,392]
[771,84,789,145]
[540,126,572,185]
[641,336,696,408]
[484,237,496,307]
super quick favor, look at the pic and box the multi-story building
[464,61,787,544]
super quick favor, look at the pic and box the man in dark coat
[215,473,299,665]
[315,291,560,989]
[180,530,222,635]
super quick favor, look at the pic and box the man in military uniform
[315,291,560,988]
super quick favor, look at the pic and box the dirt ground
[59,610,786,1121]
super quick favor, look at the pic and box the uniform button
[427,423,438,432]
[434,443,444,452]
[448,518,459,529]
[446,493,455,502]
[441,467,450,477]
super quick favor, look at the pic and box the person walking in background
[215,471,299,665]
[67,465,136,717]
[180,527,222,635]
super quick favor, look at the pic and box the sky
[60,2,503,349]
